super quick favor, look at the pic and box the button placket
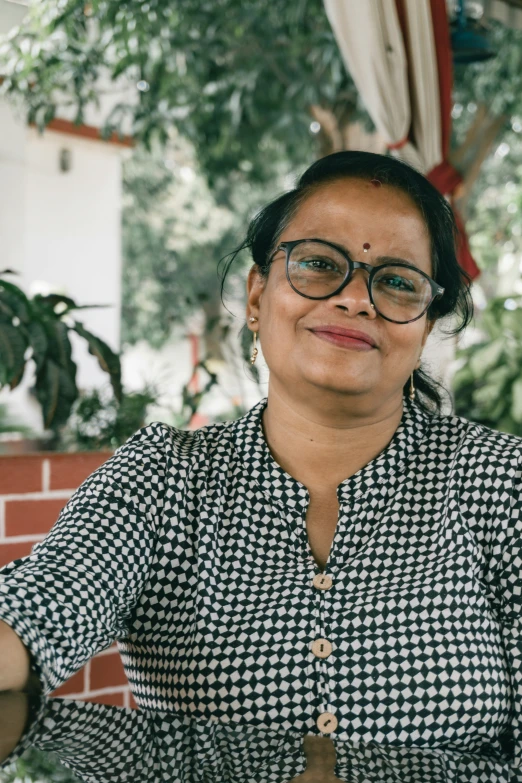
[311,638,333,659]
[313,573,333,590]
[311,568,338,735]
[316,710,338,734]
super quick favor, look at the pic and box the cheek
[263,274,306,322]
[381,322,427,361]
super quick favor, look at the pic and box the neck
[261,383,404,491]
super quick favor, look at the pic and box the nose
[330,268,376,317]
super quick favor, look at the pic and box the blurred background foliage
[1,747,80,782]
[0,1,522,438]
[453,295,522,435]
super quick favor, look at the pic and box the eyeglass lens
[286,241,433,323]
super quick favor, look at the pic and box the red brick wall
[0,451,138,709]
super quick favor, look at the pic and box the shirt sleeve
[495,458,522,779]
[0,423,167,696]
[1,697,158,782]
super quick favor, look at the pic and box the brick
[84,691,125,707]
[5,497,69,537]
[90,651,128,691]
[0,456,43,495]
[0,541,37,567]
[49,452,113,491]
[51,668,86,697]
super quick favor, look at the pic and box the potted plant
[56,382,159,452]
[0,269,122,449]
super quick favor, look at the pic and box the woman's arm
[0,423,166,697]
[0,691,30,765]
[0,619,31,692]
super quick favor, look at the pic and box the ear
[246,264,266,319]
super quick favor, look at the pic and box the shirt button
[311,638,333,658]
[313,573,333,590]
[316,712,338,734]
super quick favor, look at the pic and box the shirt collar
[234,396,432,510]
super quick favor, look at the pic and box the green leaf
[0,323,27,389]
[0,279,31,323]
[468,338,505,376]
[472,364,512,412]
[44,320,74,371]
[34,357,78,431]
[27,320,49,374]
[71,321,123,401]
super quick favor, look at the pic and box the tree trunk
[201,294,227,363]
[309,105,386,159]
[451,104,508,217]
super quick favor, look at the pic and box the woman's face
[246,178,436,412]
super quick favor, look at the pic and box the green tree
[1,1,522,209]
[3,0,522,428]
[0,0,360,188]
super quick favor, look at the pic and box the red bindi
[363,243,371,252]
[370,178,382,187]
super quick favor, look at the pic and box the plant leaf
[71,321,123,401]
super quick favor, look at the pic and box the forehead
[280,178,431,270]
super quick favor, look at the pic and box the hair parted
[218,150,474,415]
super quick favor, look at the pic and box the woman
[0,150,521,783]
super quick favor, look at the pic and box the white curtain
[322,0,443,174]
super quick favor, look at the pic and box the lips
[309,327,377,348]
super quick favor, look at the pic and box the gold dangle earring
[409,372,416,401]
[249,317,258,365]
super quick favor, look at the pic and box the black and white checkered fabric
[0,397,521,782]
[0,695,519,782]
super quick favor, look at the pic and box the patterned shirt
[0,396,521,782]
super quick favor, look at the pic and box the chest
[305,491,340,571]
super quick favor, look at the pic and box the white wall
[0,0,135,434]
[0,111,126,433]
[0,101,26,274]
[23,127,124,373]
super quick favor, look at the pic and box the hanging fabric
[323,0,480,279]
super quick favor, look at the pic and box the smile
[310,330,376,351]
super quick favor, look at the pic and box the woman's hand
[284,736,346,783]
[0,691,30,765]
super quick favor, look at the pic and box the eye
[377,273,416,292]
[297,257,337,270]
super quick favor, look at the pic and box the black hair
[218,150,474,415]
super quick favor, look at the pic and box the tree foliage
[2,3,522,194]
[120,133,290,363]
[0,0,363,188]
[453,294,522,435]
[2,0,522,429]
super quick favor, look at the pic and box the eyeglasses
[272,238,445,325]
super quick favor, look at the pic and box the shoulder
[425,411,522,493]
[109,417,238,467]
[432,411,522,460]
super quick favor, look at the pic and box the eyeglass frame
[270,238,445,325]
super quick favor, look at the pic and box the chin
[301,370,373,396]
